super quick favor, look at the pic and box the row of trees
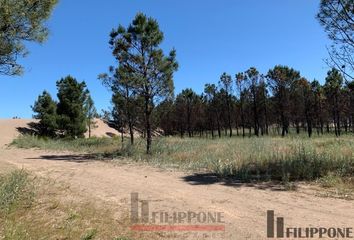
[99,4,354,153]
[1,1,352,154]
[111,64,354,141]
[32,76,97,138]
[156,67,354,138]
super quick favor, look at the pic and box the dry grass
[0,169,147,240]
[141,136,354,181]
[12,134,354,185]
[315,174,354,200]
[11,135,119,154]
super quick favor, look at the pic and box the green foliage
[324,68,343,92]
[267,65,301,136]
[105,12,178,153]
[324,68,344,136]
[31,76,93,138]
[31,91,58,137]
[0,0,58,76]
[175,88,202,137]
[219,73,233,136]
[56,76,89,138]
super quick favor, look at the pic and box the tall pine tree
[56,76,89,138]
[32,91,57,137]
[107,13,178,153]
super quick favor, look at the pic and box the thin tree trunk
[121,128,124,142]
[296,122,300,134]
[281,112,286,137]
[240,104,245,138]
[252,88,259,137]
[145,96,152,154]
[128,121,134,145]
[227,101,232,137]
[216,113,221,138]
[88,124,91,138]
[210,117,215,139]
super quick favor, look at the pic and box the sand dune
[84,118,121,138]
[0,119,36,146]
[0,118,122,145]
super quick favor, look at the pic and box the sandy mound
[0,119,36,146]
[0,118,123,146]
[85,118,121,138]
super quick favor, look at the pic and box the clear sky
[0,0,331,118]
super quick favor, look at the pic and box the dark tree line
[154,66,354,138]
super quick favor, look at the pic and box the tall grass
[11,135,119,153]
[0,169,34,214]
[12,134,354,182]
[122,136,354,182]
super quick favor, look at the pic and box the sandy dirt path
[0,119,353,240]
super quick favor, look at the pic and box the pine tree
[324,68,344,136]
[236,72,246,137]
[100,65,143,145]
[267,66,300,136]
[107,13,178,153]
[56,76,88,138]
[219,73,233,137]
[0,0,58,76]
[245,67,261,136]
[85,94,97,138]
[32,91,58,137]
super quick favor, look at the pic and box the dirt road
[0,119,353,240]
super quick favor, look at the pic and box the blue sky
[1,0,331,118]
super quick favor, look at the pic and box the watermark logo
[267,210,353,239]
[130,192,225,232]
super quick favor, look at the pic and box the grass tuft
[81,228,97,240]
[0,169,34,214]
